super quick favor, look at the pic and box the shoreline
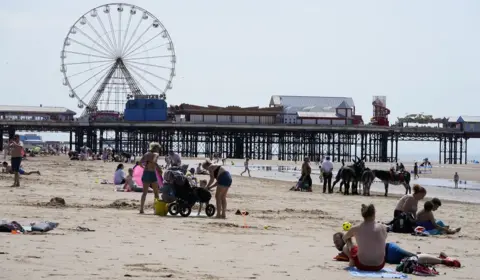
[229,174,480,206]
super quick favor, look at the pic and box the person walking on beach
[453,172,459,189]
[9,135,23,187]
[240,158,251,177]
[413,162,419,179]
[138,142,162,214]
[321,156,334,193]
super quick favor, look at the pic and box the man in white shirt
[169,151,181,167]
[321,156,334,193]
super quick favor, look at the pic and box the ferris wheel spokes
[121,14,144,56]
[63,51,111,60]
[126,65,166,94]
[71,63,114,91]
[66,61,112,80]
[74,26,115,58]
[68,38,112,58]
[125,62,171,83]
[124,55,173,61]
[123,30,164,58]
[126,60,172,70]
[85,20,116,57]
[123,43,169,59]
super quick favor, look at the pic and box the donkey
[371,169,411,196]
[332,156,366,195]
[360,168,375,196]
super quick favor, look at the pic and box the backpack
[396,256,439,276]
[391,212,416,233]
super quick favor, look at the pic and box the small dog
[196,179,210,215]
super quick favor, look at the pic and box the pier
[0,119,469,164]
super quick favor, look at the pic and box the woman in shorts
[203,159,232,219]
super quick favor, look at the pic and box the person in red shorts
[343,204,387,271]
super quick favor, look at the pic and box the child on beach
[2,162,41,176]
[240,158,251,177]
[124,168,140,192]
[416,201,461,235]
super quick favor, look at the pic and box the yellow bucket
[154,199,168,216]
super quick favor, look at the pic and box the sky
[0,0,479,158]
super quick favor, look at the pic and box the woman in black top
[203,159,232,218]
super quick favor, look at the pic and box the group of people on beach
[333,203,461,274]
[333,184,462,273]
[130,143,233,218]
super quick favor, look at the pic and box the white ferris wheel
[60,3,176,115]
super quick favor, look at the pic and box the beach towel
[346,267,408,278]
[132,165,163,187]
[416,220,446,235]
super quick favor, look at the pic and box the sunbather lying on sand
[2,161,40,175]
[333,232,461,267]
[416,201,461,234]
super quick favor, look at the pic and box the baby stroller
[163,168,216,217]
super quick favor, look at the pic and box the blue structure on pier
[124,96,168,122]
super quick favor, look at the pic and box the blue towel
[346,267,409,279]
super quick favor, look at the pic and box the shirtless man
[139,142,162,214]
[342,204,387,271]
[9,135,24,187]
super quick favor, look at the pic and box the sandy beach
[0,156,479,280]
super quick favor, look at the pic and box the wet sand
[0,156,478,279]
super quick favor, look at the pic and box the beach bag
[396,256,438,276]
[0,221,24,233]
[391,212,416,233]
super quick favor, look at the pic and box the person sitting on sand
[124,168,142,192]
[202,159,232,219]
[196,163,208,175]
[114,164,126,185]
[333,232,460,267]
[416,201,461,235]
[342,204,387,271]
[393,184,426,218]
[139,142,162,214]
[2,161,40,176]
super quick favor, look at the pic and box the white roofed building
[0,105,76,121]
[269,95,363,125]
